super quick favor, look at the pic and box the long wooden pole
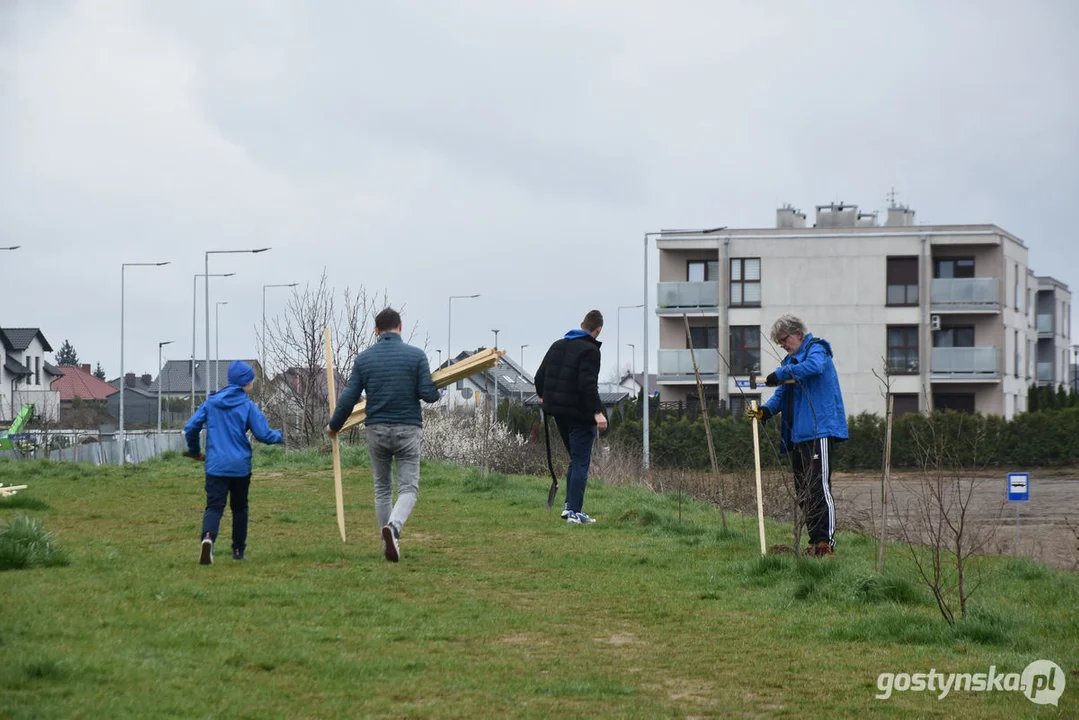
[682,314,726,528]
[750,400,767,555]
[323,328,346,543]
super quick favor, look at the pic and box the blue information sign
[1007,473,1029,502]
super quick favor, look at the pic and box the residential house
[1,327,62,423]
[618,372,658,397]
[150,358,264,415]
[439,348,536,411]
[653,200,1072,420]
[51,364,118,427]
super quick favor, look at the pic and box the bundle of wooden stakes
[323,329,505,542]
[0,483,27,498]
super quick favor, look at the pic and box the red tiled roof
[51,364,119,402]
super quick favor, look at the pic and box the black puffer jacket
[535,331,603,425]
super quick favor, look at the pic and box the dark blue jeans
[202,473,251,552]
[555,418,597,513]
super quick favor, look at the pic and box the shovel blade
[546,480,559,510]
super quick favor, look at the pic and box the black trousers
[789,437,836,547]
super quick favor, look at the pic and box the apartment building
[654,201,1072,420]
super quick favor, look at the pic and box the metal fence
[0,431,187,465]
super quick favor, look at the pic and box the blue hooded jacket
[762,333,848,451]
[184,362,282,477]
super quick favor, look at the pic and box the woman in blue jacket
[185,361,283,564]
[748,315,848,556]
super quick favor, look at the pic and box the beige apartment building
[654,201,1072,420]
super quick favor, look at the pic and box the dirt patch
[832,472,1079,570]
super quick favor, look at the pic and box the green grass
[0,454,1076,718]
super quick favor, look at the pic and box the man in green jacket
[326,308,440,562]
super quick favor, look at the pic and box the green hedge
[609,407,1079,471]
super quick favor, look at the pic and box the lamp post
[215,301,228,392]
[157,340,174,436]
[617,304,643,384]
[642,227,725,469]
[205,248,270,400]
[491,328,500,422]
[120,260,170,465]
[1,245,19,250]
[262,282,298,406]
[520,343,529,369]
[447,293,480,411]
[192,272,235,415]
[627,343,635,378]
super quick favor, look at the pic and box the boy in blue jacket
[748,315,848,557]
[185,360,283,564]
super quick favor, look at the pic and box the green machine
[0,404,34,451]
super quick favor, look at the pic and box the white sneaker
[560,505,573,519]
[566,512,596,524]
[382,524,400,562]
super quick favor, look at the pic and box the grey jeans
[366,423,423,534]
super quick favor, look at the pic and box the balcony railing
[930,347,998,377]
[657,281,719,310]
[657,349,719,377]
[930,278,999,310]
[1036,314,1054,334]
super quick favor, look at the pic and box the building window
[934,393,976,414]
[1014,330,1020,378]
[933,326,974,348]
[730,393,760,419]
[688,326,718,350]
[35,357,40,386]
[933,257,974,279]
[729,258,761,307]
[1015,263,1020,310]
[886,257,919,306]
[687,260,719,282]
[729,326,761,375]
[890,394,919,417]
[886,326,919,374]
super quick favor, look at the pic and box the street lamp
[447,294,480,411]
[191,272,235,415]
[120,260,170,465]
[617,304,643,383]
[215,301,228,392]
[627,343,636,378]
[642,226,725,469]
[520,343,529,369]
[157,340,174,436]
[205,248,270,400]
[492,328,500,422]
[1,245,19,250]
[262,282,298,406]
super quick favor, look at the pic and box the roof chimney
[82,364,91,373]
[141,373,152,386]
[815,202,858,228]
[776,204,806,229]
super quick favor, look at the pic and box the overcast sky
[2,0,1077,384]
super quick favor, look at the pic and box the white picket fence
[0,431,188,465]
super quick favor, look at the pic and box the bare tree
[259,270,427,447]
[897,411,1003,624]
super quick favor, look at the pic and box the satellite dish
[461,387,474,399]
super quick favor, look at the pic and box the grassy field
[1,449,1076,718]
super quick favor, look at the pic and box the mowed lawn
[1,450,1076,719]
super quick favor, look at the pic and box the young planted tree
[897,411,1004,624]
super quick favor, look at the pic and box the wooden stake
[339,347,505,431]
[323,328,346,543]
[750,400,767,555]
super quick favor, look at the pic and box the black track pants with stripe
[790,437,836,547]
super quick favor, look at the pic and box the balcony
[656,282,719,316]
[657,349,719,382]
[1036,314,1054,337]
[930,346,999,381]
[930,278,999,312]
